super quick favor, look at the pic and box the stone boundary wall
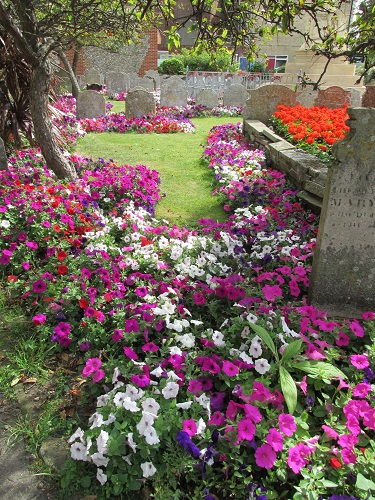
[243,119,328,213]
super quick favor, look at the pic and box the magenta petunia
[278,413,296,436]
[350,354,370,369]
[349,321,364,338]
[222,360,239,377]
[123,346,139,360]
[255,443,277,469]
[32,279,47,293]
[262,284,283,302]
[182,419,197,437]
[236,418,256,442]
[266,428,284,452]
[142,342,159,352]
[352,382,372,398]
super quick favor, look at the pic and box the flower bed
[270,104,350,162]
[0,97,374,500]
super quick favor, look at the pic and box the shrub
[157,58,185,75]
[177,48,239,72]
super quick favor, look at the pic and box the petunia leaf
[279,365,297,415]
[292,361,347,380]
[281,339,303,364]
[248,323,276,355]
[356,473,375,491]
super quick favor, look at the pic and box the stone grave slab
[84,69,103,85]
[106,71,127,98]
[125,88,156,118]
[223,83,247,107]
[308,107,375,317]
[314,86,350,108]
[297,88,318,108]
[362,86,375,108]
[243,85,298,123]
[196,88,218,108]
[160,76,187,107]
[76,91,106,119]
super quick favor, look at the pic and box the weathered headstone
[243,85,298,123]
[223,83,247,107]
[297,88,319,108]
[144,70,161,90]
[125,88,156,118]
[348,88,362,108]
[362,86,375,108]
[84,69,103,85]
[314,86,350,109]
[196,88,218,108]
[106,71,128,98]
[0,138,8,170]
[76,91,106,119]
[308,108,375,317]
[134,77,154,92]
[160,76,188,107]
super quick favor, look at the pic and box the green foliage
[249,60,267,73]
[157,58,185,75]
[176,48,239,72]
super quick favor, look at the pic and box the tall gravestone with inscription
[308,108,375,317]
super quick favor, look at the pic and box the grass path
[74,116,240,226]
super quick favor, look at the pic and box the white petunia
[70,442,91,461]
[96,468,108,485]
[125,384,144,401]
[96,430,109,455]
[249,342,262,359]
[169,346,182,356]
[123,397,140,412]
[162,381,179,399]
[141,398,160,415]
[68,427,85,444]
[113,392,127,407]
[141,461,157,478]
[126,432,137,453]
[212,330,225,347]
[196,393,211,411]
[96,393,111,407]
[150,366,164,377]
[239,351,253,364]
[91,452,110,467]
[144,427,160,445]
[175,333,195,348]
[196,418,206,435]
[176,401,193,409]
[254,358,271,375]
[89,412,104,429]
[136,412,155,435]
[103,413,116,425]
[122,454,132,465]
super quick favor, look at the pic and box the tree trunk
[58,49,81,99]
[29,60,78,181]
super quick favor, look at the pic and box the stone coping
[243,119,329,212]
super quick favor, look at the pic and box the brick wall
[139,28,160,76]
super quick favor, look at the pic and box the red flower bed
[270,104,350,161]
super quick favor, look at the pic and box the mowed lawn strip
[74,116,241,226]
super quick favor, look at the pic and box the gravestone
[348,88,362,108]
[243,85,298,123]
[145,70,161,90]
[362,86,375,108]
[106,71,128,98]
[308,107,375,317]
[125,88,156,118]
[76,91,106,119]
[134,77,154,92]
[223,83,247,107]
[297,88,319,108]
[0,138,7,170]
[160,76,188,107]
[314,86,350,109]
[84,69,103,85]
[196,88,218,108]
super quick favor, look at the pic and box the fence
[186,71,297,98]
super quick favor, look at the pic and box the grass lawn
[74,116,241,226]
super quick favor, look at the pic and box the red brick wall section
[139,28,160,76]
[61,47,86,76]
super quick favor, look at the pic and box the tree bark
[29,60,78,181]
[57,49,81,99]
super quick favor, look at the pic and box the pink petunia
[353,382,372,398]
[266,428,284,452]
[182,419,197,437]
[255,443,277,469]
[322,425,339,440]
[287,443,312,474]
[350,354,370,369]
[262,284,283,302]
[237,418,256,442]
[243,404,262,423]
[222,360,240,377]
[335,331,350,347]
[278,413,296,436]
[123,346,139,360]
[32,313,47,326]
[362,311,375,321]
[349,321,364,337]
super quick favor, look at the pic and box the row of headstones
[243,84,375,124]
[81,69,161,96]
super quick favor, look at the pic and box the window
[267,55,288,71]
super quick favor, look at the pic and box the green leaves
[291,361,347,381]
[248,322,276,356]
[279,365,297,414]
[280,339,302,363]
